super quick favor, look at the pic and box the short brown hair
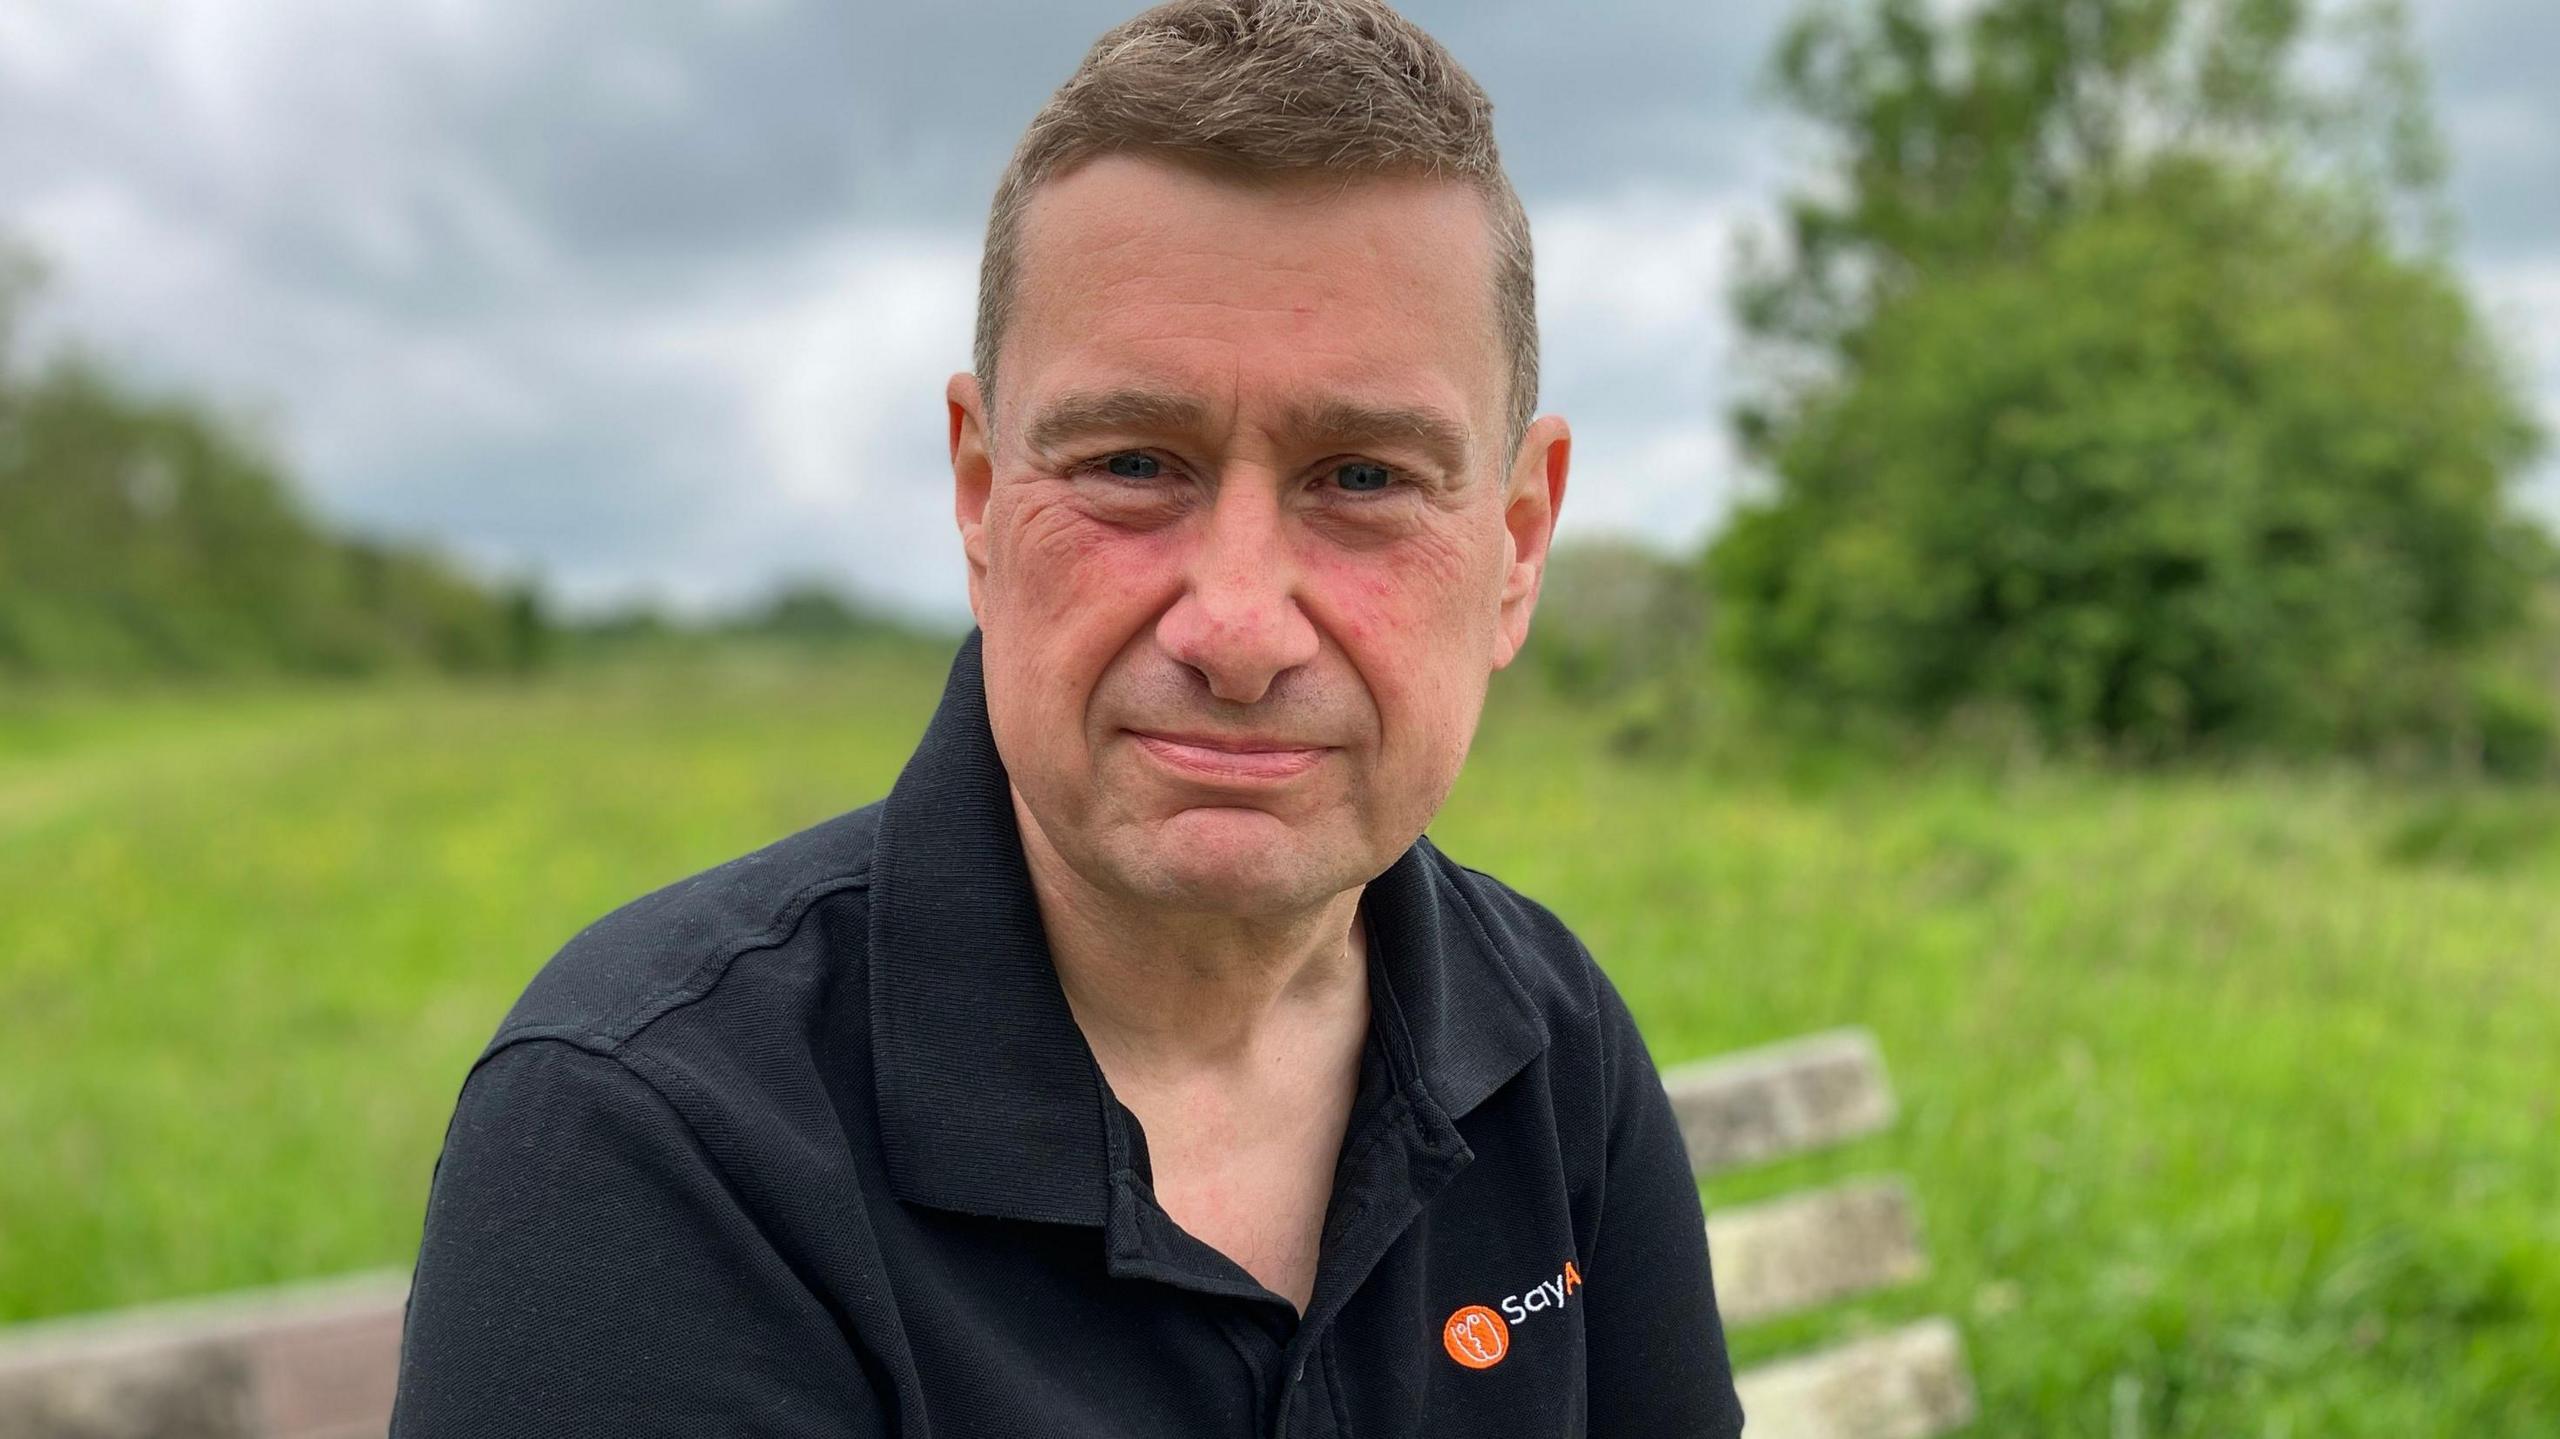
[972,0,1539,448]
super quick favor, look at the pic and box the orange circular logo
[1442,1305,1510,1369]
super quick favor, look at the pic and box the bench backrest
[0,1027,1975,1439]
[1659,1027,1977,1439]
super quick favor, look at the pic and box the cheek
[1304,520,1503,788]
[990,487,1187,625]
[1304,516,1501,653]
[982,488,1187,750]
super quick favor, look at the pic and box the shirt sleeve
[391,1037,892,1437]
[1582,973,1748,1437]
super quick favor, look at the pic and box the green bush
[1712,167,2548,756]
[1713,0,2551,762]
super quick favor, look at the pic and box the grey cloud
[0,0,2552,615]
[2420,1,2560,265]
[1420,0,1796,197]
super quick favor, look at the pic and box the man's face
[949,153,1568,919]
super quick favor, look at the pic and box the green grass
[4,645,2556,1433]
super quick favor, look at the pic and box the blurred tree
[0,252,546,682]
[728,579,904,645]
[1531,540,1713,703]
[1525,539,1721,754]
[1711,0,2550,762]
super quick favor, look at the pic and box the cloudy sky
[3,0,2554,620]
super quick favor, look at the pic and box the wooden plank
[1659,1028,1897,1176]
[244,1298,406,1438]
[1735,1318,1977,1439]
[0,1342,260,1439]
[0,1273,407,1439]
[1706,1178,1927,1326]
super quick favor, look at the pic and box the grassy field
[3,641,2555,1433]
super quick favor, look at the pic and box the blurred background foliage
[1705,0,2550,768]
[3,0,2557,1431]
[0,253,927,682]
[0,258,546,683]
[5,0,2551,774]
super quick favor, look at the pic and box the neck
[1011,790,1370,1078]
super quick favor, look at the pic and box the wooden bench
[1661,1027,1978,1438]
[0,1271,409,1439]
[1,1028,1974,1439]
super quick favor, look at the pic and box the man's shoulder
[485,800,886,1055]
[1413,837,1609,1027]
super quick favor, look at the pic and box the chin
[1114,809,1361,917]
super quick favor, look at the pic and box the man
[392,2,1743,1435]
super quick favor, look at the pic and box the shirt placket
[1092,962,1476,1439]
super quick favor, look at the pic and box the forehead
[999,154,1506,449]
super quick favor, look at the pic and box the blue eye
[1333,461,1393,493]
[1104,452,1161,479]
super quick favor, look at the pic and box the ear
[949,371,994,625]
[1491,413,1569,670]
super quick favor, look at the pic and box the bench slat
[1660,1028,1897,1176]
[246,1301,405,1437]
[0,1273,407,1439]
[1734,1317,1977,1439]
[0,1342,259,1439]
[1705,1177,1927,1326]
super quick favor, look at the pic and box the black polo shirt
[391,632,1744,1437]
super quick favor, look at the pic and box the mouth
[1125,729,1334,784]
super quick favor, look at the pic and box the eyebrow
[1021,389,1211,457]
[1021,387,1476,479]
[1282,397,1473,479]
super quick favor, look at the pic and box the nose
[1155,479,1319,705]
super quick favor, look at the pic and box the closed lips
[1127,730,1332,779]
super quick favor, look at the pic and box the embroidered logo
[1443,1259,1583,1370]
[1442,1305,1510,1369]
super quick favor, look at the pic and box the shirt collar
[868,630,1551,1225]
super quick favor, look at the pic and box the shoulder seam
[461,1034,744,1205]
[470,1026,623,1077]
[493,862,875,1057]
